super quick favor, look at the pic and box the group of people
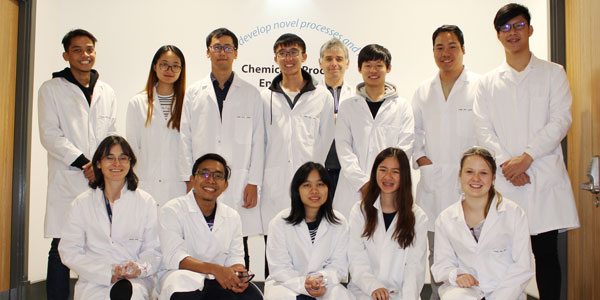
[38,2,579,300]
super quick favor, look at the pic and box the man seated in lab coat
[178,28,264,271]
[158,153,263,300]
[317,38,354,196]
[474,3,580,299]
[38,28,117,300]
[411,25,480,300]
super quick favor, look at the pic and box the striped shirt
[157,93,173,120]
[307,219,321,243]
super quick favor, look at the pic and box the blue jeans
[47,238,70,300]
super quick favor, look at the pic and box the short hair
[62,29,97,52]
[319,38,349,60]
[284,162,340,225]
[358,44,391,69]
[432,25,465,47]
[494,3,531,33]
[206,28,239,50]
[191,153,231,182]
[273,33,306,54]
[89,135,138,191]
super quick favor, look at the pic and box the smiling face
[497,14,533,55]
[96,144,130,184]
[154,50,182,86]
[191,159,229,203]
[62,35,96,75]
[459,155,495,201]
[320,47,349,84]
[359,59,391,88]
[376,156,401,196]
[274,43,307,78]
[298,169,328,211]
[433,31,465,74]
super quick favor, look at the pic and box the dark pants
[264,235,269,278]
[243,236,250,270]
[296,295,317,300]
[47,238,70,300]
[110,279,133,300]
[327,168,340,196]
[170,279,262,300]
[531,230,560,300]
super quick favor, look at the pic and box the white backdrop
[29,0,548,293]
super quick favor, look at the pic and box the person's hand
[243,184,258,208]
[82,162,95,182]
[305,275,326,297]
[121,261,141,279]
[371,287,390,300]
[230,264,249,293]
[456,273,479,288]
[417,156,433,167]
[501,153,533,181]
[508,172,531,186]
[213,265,241,290]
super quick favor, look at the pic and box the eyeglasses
[103,155,131,164]
[276,49,301,58]
[498,21,527,32]
[209,44,236,53]
[235,271,255,283]
[158,63,182,73]
[195,169,226,181]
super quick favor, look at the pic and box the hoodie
[356,82,398,118]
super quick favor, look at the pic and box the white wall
[30,0,548,295]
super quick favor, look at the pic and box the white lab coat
[412,69,480,231]
[261,79,335,233]
[178,73,264,236]
[334,94,415,218]
[347,200,428,300]
[157,191,244,300]
[59,186,161,300]
[431,196,534,300]
[126,90,186,206]
[265,208,353,300]
[473,54,580,234]
[317,78,355,108]
[38,77,117,238]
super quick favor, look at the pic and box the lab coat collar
[450,195,506,245]
[267,69,317,94]
[431,65,472,88]
[183,190,225,231]
[498,52,539,81]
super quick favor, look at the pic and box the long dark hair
[361,147,415,248]
[284,162,340,226]
[89,135,138,191]
[144,45,186,131]
[459,147,502,217]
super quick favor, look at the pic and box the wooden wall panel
[566,0,600,299]
[0,0,19,293]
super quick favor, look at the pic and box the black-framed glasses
[195,169,226,181]
[276,48,301,58]
[498,21,527,32]
[158,63,182,73]
[209,44,236,53]
[103,155,131,164]
[235,271,255,283]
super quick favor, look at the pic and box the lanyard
[103,192,113,224]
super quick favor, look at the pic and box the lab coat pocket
[234,116,252,145]
[298,115,318,144]
[95,114,115,137]
[418,164,436,193]
[456,108,475,138]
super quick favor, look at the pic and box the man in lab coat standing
[411,25,480,300]
[318,38,354,195]
[178,28,264,270]
[474,4,580,299]
[261,33,335,239]
[38,29,117,300]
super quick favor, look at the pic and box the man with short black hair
[38,28,117,300]
[474,4,580,299]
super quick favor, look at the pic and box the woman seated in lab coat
[431,147,534,300]
[126,45,187,206]
[265,162,353,300]
[348,147,428,300]
[59,135,161,300]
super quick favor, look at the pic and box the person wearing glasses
[126,45,187,206]
[317,38,355,196]
[334,44,414,219]
[178,28,264,270]
[474,4,579,299]
[158,153,262,300]
[261,33,335,248]
[59,135,161,300]
[347,147,428,300]
[38,28,117,300]
[264,162,353,300]
[431,147,534,300]
[411,25,480,300]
